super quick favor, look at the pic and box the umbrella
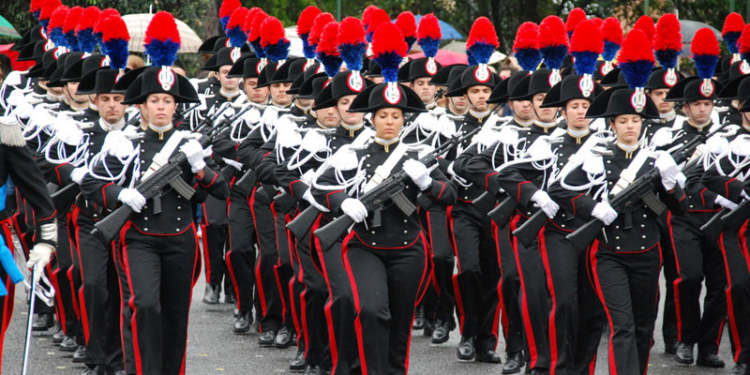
[679,20,722,56]
[437,40,507,64]
[0,15,21,39]
[283,26,308,58]
[391,15,463,40]
[122,13,202,53]
[409,50,468,65]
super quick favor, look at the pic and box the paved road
[1,271,735,375]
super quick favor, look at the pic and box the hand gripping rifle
[312,127,481,252]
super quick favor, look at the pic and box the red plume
[371,22,407,58]
[243,8,260,35]
[570,20,603,54]
[227,7,249,30]
[297,6,322,36]
[48,5,69,30]
[539,16,568,48]
[396,12,417,39]
[40,0,63,21]
[740,24,750,55]
[30,0,44,14]
[362,5,379,27]
[309,12,335,46]
[367,8,391,35]
[691,28,720,56]
[102,15,130,42]
[589,17,603,29]
[618,29,654,63]
[76,6,101,33]
[467,17,499,48]
[95,9,121,35]
[654,14,682,51]
[316,22,340,56]
[601,17,622,44]
[633,16,655,41]
[566,8,587,34]
[145,11,181,44]
[63,6,84,34]
[248,10,268,42]
[219,0,241,20]
[338,17,366,46]
[723,12,745,35]
[260,16,287,47]
[418,13,442,41]
[513,22,538,50]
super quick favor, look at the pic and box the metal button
[641,246,645,250]
[176,228,180,232]
[144,217,148,221]
[371,231,375,234]
[403,230,408,234]
[177,218,181,221]
[372,242,376,246]
[616,246,621,250]
[404,219,408,223]
[144,227,149,231]
[615,236,620,240]
[403,241,408,245]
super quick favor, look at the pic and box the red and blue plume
[48,5,69,48]
[75,6,101,53]
[739,24,750,61]
[418,14,441,59]
[260,17,290,63]
[633,16,655,44]
[297,6,322,59]
[63,6,84,52]
[31,0,44,20]
[219,0,241,33]
[101,15,130,70]
[226,7,249,49]
[513,22,541,72]
[144,11,181,67]
[362,5,379,41]
[248,10,269,58]
[338,17,367,72]
[601,17,622,62]
[691,28,720,80]
[590,17,603,29]
[309,12,335,54]
[618,29,654,89]
[722,13,745,54]
[95,8,120,45]
[466,17,498,66]
[242,8,260,42]
[570,20,603,76]
[565,8,586,38]
[39,0,62,30]
[396,12,418,53]
[654,14,682,70]
[538,16,569,70]
[366,8,391,44]
[316,22,342,77]
[371,22,408,83]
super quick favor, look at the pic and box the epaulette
[0,116,27,146]
[329,145,361,171]
[730,134,750,157]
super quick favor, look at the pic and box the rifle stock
[487,196,517,227]
[314,214,354,252]
[701,208,727,243]
[91,205,134,244]
[286,206,320,239]
[51,183,80,211]
[511,210,547,247]
[721,201,750,233]
[274,192,298,214]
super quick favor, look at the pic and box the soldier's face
[145,93,177,126]
[270,82,292,106]
[42,80,64,96]
[316,106,340,128]
[297,98,313,108]
[243,78,268,104]
[532,93,557,123]
[412,78,436,104]
[563,99,591,131]
[369,76,385,84]
[610,114,642,145]
[509,100,533,122]
[218,66,240,92]
[648,89,672,114]
[65,81,89,105]
[94,94,127,124]
[685,100,714,125]
[449,95,469,114]
[467,86,491,112]
[373,108,404,140]
[336,95,364,126]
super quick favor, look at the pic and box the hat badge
[741,60,750,75]
[663,69,678,87]
[158,66,176,91]
[384,82,402,105]
[54,47,68,59]
[474,65,490,83]
[44,39,55,52]
[257,60,267,74]
[579,75,594,98]
[230,47,242,63]
[303,59,316,73]
[347,71,364,93]
[101,56,111,67]
[426,58,438,75]
[548,69,562,86]
[700,79,714,98]
[630,89,646,113]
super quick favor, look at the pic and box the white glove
[70,167,88,184]
[676,172,686,189]
[303,189,329,212]
[27,243,55,282]
[743,191,750,201]
[180,140,207,173]
[715,195,739,210]
[118,188,147,213]
[656,153,679,190]
[531,190,559,219]
[341,198,368,223]
[592,202,618,226]
[403,159,432,191]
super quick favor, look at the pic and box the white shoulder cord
[43,133,90,166]
[87,145,141,187]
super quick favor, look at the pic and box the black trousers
[449,202,502,352]
[589,242,661,375]
[112,235,136,374]
[342,232,429,375]
[119,223,198,375]
[226,191,257,315]
[53,209,80,339]
[658,212,678,350]
[422,206,455,325]
[661,212,726,352]
[250,186,284,333]
[718,222,750,365]
[71,208,123,370]
[276,206,295,332]
[200,196,230,293]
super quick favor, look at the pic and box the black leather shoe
[52,326,65,345]
[423,320,434,337]
[730,363,750,375]
[674,342,694,364]
[224,292,236,304]
[304,365,322,375]
[258,330,276,347]
[503,351,525,374]
[530,369,550,375]
[431,320,450,344]
[32,313,54,331]
[275,326,295,348]
[413,307,425,330]
[476,350,502,363]
[60,336,77,352]
[202,285,219,304]
[457,337,476,361]
[696,352,725,368]
[73,345,87,362]
[233,311,253,334]
[665,340,677,355]
[290,350,307,372]
[81,365,105,375]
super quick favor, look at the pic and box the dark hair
[0,54,12,81]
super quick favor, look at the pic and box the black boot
[431,320,451,344]
[202,284,219,304]
[303,365,322,375]
[476,349,502,363]
[696,351,725,368]
[233,311,253,334]
[60,335,77,352]
[457,337,476,361]
[412,306,425,330]
[289,350,306,372]
[674,342,694,365]
[275,326,295,349]
[730,363,750,375]
[258,330,276,347]
[81,365,105,375]
[224,291,236,304]
[503,351,525,374]
[73,345,87,362]
[32,313,54,331]
[52,324,65,345]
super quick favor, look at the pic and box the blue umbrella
[391,15,463,40]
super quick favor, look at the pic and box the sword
[22,267,37,375]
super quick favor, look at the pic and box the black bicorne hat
[445,64,498,97]
[62,54,110,83]
[296,73,329,100]
[198,36,252,55]
[600,68,627,87]
[13,26,47,52]
[27,47,64,79]
[202,47,248,72]
[112,66,147,94]
[430,64,467,86]
[312,70,373,110]
[719,60,750,85]
[348,82,426,114]
[270,58,305,85]
[541,73,604,108]
[487,70,528,104]
[397,60,412,83]
[585,87,659,119]
[406,57,443,82]
[17,39,54,62]
[227,55,265,79]
[561,61,612,82]
[288,63,324,94]
[718,73,750,102]
[255,62,279,89]
[645,68,684,91]
[365,59,383,78]
[47,52,85,87]
[665,76,723,102]
[121,66,200,105]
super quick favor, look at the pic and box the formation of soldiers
[2,1,750,375]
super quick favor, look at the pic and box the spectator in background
[0,54,12,86]
[499,65,514,80]
[127,55,145,70]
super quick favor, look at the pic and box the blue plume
[339,42,367,72]
[265,40,290,63]
[77,29,98,53]
[49,27,66,48]
[468,42,494,65]
[694,54,719,80]
[725,32,741,54]
[226,26,247,49]
[145,39,180,67]
[300,34,316,59]
[655,49,680,69]
[41,19,50,29]
[515,48,542,72]
[366,31,374,44]
[619,60,653,89]
[405,36,417,53]
[602,41,620,61]
[467,49,477,66]
[318,53,343,77]
[540,45,568,70]
[374,51,403,83]
[250,40,267,58]
[104,39,129,70]
[220,16,231,33]
[572,51,599,76]
[33,10,41,20]
[420,37,441,59]
[65,31,80,51]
